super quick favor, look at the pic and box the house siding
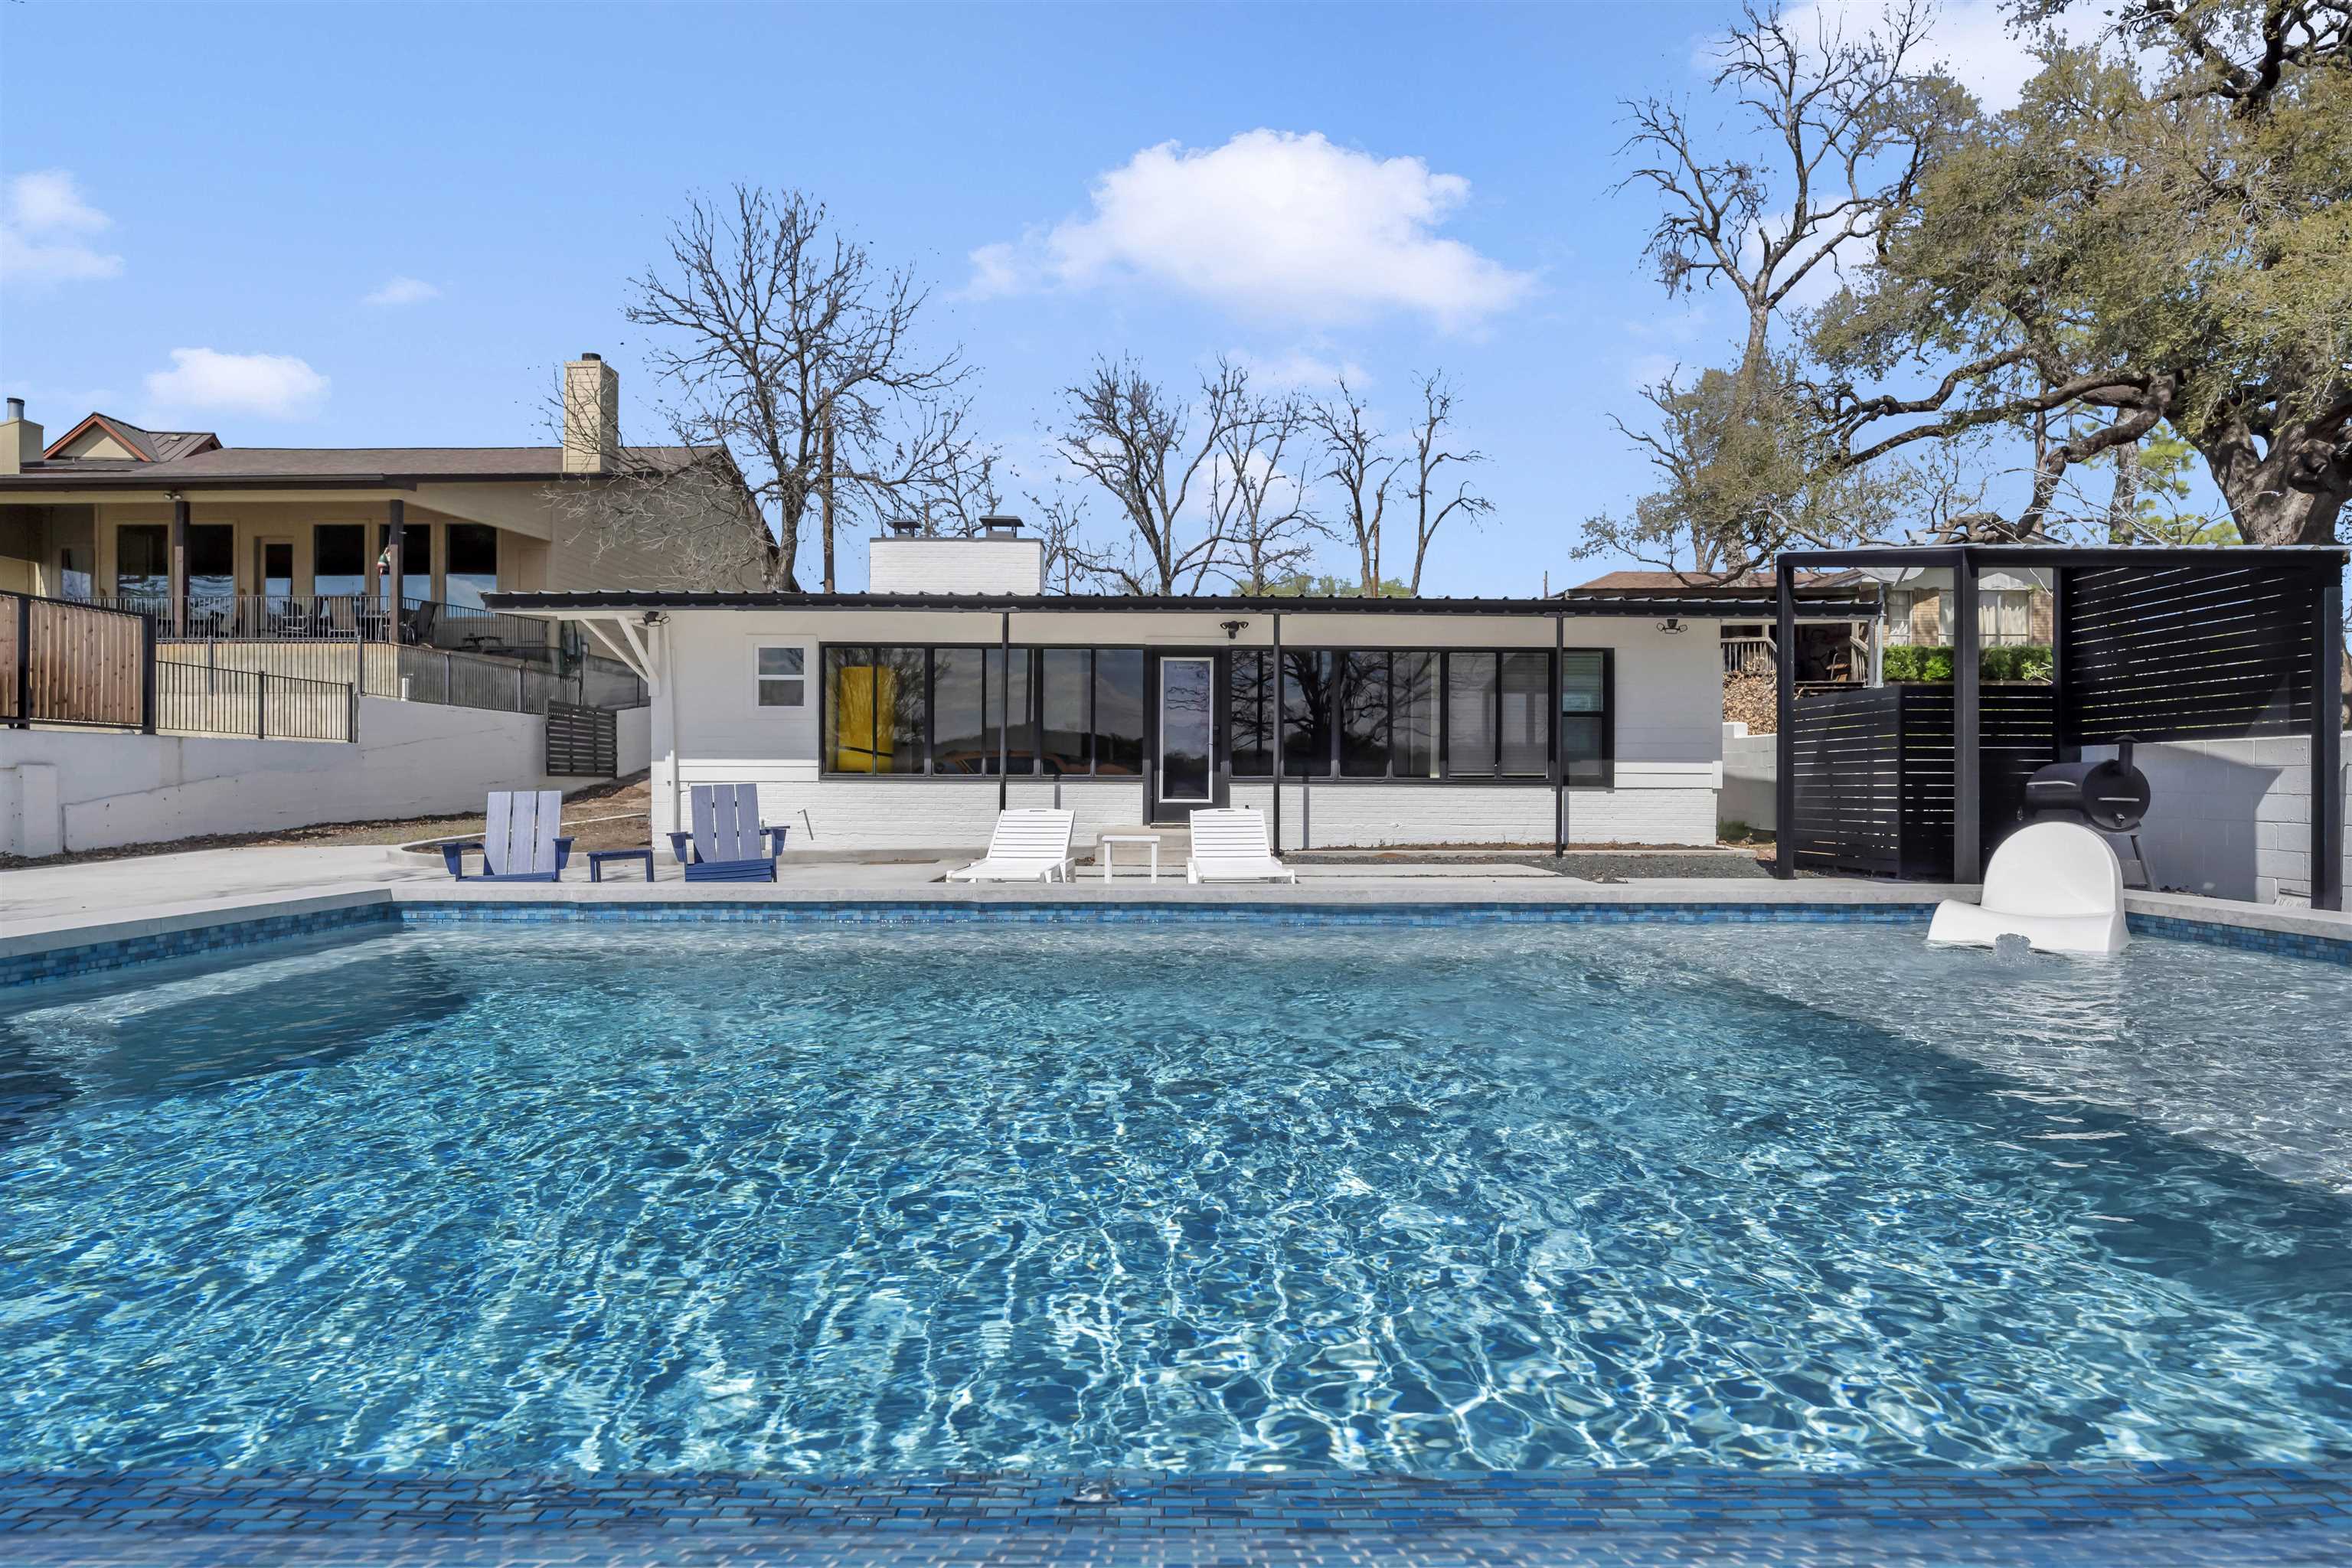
[642,606,1728,852]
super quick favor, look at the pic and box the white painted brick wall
[674,769,1147,852]
[866,537,1044,595]
[1227,777,1717,851]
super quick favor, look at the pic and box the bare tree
[1209,394,1325,593]
[616,185,984,590]
[1307,380,1400,596]
[1050,356,1253,594]
[1400,372,1494,595]
[1620,1,1949,397]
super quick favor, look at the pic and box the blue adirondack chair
[668,783,789,882]
[441,790,577,881]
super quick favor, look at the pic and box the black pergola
[1772,544,2347,912]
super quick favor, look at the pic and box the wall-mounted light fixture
[1657,617,1685,635]
[1220,619,1250,641]
[641,610,668,628]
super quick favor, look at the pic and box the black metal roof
[1780,543,2350,570]
[483,588,1880,619]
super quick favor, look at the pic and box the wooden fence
[3,591,152,731]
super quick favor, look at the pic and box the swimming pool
[2,918,2349,1475]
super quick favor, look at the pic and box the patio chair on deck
[1184,808,1296,884]
[945,809,1076,883]
[441,790,577,882]
[668,783,789,881]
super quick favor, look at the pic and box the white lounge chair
[945,808,1076,883]
[1927,819,2129,956]
[1184,808,1297,884]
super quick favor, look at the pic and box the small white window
[756,646,806,708]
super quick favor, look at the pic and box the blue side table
[586,848,656,884]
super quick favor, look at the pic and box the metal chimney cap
[578,351,602,362]
[885,518,923,537]
[4,397,22,421]
[979,514,1024,537]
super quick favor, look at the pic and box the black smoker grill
[2022,738,2154,883]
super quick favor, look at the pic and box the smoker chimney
[561,354,619,474]
[0,397,39,476]
[869,514,1044,594]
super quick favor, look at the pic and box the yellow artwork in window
[831,665,900,772]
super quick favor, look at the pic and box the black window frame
[819,643,1148,779]
[1227,646,1615,786]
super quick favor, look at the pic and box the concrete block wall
[2087,735,2348,906]
[1,701,650,856]
[1720,723,1777,831]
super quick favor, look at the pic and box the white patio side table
[1097,834,1162,884]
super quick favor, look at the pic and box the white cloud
[143,348,329,420]
[363,275,440,307]
[1230,348,1370,390]
[1776,0,2114,113]
[968,129,1534,330]
[0,169,123,286]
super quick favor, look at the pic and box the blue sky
[1,0,2043,594]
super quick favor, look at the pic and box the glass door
[1157,656,1216,812]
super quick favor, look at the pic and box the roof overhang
[485,589,1882,619]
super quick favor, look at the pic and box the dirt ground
[0,774,656,871]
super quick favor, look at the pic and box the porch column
[384,498,406,642]
[168,495,188,635]
[2314,566,2344,913]
[998,610,1011,812]
[1270,611,1282,853]
[1772,564,1795,879]
[1953,551,1983,884]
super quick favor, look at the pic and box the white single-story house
[490,522,1872,854]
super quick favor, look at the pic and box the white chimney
[561,353,619,474]
[0,397,42,476]
[867,515,1045,595]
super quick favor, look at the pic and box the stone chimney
[561,353,619,474]
[0,397,42,476]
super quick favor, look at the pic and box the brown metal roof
[0,444,723,488]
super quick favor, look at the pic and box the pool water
[2,921,2350,1475]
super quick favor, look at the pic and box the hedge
[1881,643,2053,684]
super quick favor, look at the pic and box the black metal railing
[156,660,356,743]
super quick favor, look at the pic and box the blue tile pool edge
[0,1463,2347,1540]
[5,899,2345,989]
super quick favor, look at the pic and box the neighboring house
[492,524,1873,854]
[1870,566,2055,648]
[0,354,758,662]
[1571,570,1880,684]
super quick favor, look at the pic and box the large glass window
[185,524,234,612]
[998,647,1035,774]
[314,524,367,601]
[1040,648,1091,776]
[878,646,926,774]
[1281,651,1334,778]
[1499,652,1550,777]
[1338,652,1391,777]
[1393,652,1438,778]
[1560,651,1612,786]
[930,647,989,773]
[379,525,430,607]
[1093,650,1145,775]
[1446,654,1498,779]
[1230,651,1273,777]
[114,524,169,603]
[825,647,881,772]
[445,524,499,609]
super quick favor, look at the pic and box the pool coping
[5,877,2348,988]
